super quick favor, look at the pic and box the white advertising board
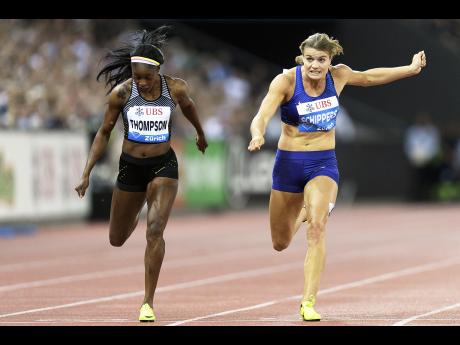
[0,131,89,222]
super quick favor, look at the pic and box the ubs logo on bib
[135,107,144,116]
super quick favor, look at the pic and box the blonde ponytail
[295,55,304,65]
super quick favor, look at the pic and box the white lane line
[0,252,140,272]
[166,256,460,326]
[167,301,279,326]
[0,247,275,292]
[0,266,144,292]
[0,290,144,319]
[393,302,460,326]
[319,256,460,294]
[0,262,298,319]
[152,262,298,293]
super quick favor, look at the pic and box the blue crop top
[280,65,340,132]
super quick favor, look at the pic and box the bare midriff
[122,140,171,158]
[278,123,335,151]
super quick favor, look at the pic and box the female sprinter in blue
[75,26,208,322]
[248,33,426,321]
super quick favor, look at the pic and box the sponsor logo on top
[296,96,339,115]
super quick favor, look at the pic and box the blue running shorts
[272,149,339,193]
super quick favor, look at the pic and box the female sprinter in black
[75,26,208,322]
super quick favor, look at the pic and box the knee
[146,219,166,243]
[146,230,164,244]
[273,238,290,252]
[109,235,125,247]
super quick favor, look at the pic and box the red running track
[1,203,460,326]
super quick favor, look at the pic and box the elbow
[181,105,195,118]
[98,127,112,140]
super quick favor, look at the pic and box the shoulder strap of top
[326,70,338,96]
[130,78,139,99]
[160,75,173,100]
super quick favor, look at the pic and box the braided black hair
[96,26,170,93]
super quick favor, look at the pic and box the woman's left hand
[411,50,427,74]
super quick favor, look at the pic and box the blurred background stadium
[1,18,459,230]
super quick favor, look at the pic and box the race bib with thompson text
[126,106,171,143]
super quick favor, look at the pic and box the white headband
[130,56,161,66]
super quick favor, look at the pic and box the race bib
[296,96,339,132]
[126,106,171,143]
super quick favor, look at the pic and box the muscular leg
[143,177,178,307]
[109,187,146,247]
[302,176,338,303]
[269,190,304,251]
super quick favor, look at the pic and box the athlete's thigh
[304,176,338,221]
[145,177,178,224]
[269,189,304,238]
[109,187,146,236]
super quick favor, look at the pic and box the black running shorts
[116,148,178,192]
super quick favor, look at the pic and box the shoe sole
[139,319,155,322]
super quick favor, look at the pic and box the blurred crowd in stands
[0,19,103,131]
[0,19,271,139]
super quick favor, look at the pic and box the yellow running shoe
[139,303,156,322]
[300,295,321,321]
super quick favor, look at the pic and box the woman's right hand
[75,176,90,198]
[248,136,265,152]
